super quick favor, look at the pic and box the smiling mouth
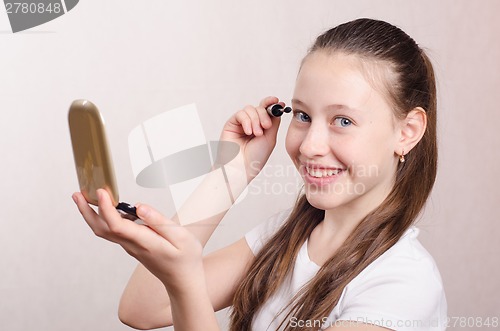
[305,166,344,178]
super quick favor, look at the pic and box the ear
[396,107,427,157]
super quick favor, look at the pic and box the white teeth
[306,167,342,178]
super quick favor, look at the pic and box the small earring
[399,150,405,163]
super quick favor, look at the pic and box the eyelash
[292,110,353,128]
[333,117,353,127]
[293,110,311,122]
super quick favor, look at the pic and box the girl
[73,18,447,330]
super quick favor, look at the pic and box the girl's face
[286,51,401,212]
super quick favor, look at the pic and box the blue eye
[333,117,352,127]
[293,110,311,123]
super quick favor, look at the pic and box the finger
[258,96,284,129]
[136,204,187,250]
[255,105,273,130]
[259,96,280,108]
[262,112,281,146]
[242,105,264,136]
[96,189,121,220]
[96,189,139,239]
[234,111,253,135]
[95,190,182,259]
[72,192,110,237]
[97,189,146,243]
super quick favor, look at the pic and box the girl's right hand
[218,96,284,182]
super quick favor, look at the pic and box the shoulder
[244,208,293,256]
[357,227,444,285]
[331,227,447,330]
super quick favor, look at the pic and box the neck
[318,179,394,246]
[323,206,363,238]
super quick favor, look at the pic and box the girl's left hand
[72,189,205,296]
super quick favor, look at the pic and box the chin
[305,191,342,211]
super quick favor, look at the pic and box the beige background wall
[0,1,498,330]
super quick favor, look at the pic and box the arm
[117,153,253,329]
[75,97,284,330]
[74,191,219,331]
[118,237,255,329]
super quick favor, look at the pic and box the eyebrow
[291,98,360,112]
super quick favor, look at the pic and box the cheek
[345,128,397,178]
[285,128,301,161]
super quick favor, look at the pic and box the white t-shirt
[244,209,448,331]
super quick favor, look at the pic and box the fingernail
[138,205,150,218]
[72,194,78,204]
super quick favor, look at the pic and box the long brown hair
[230,18,438,330]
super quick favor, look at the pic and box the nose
[299,123,330,158]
